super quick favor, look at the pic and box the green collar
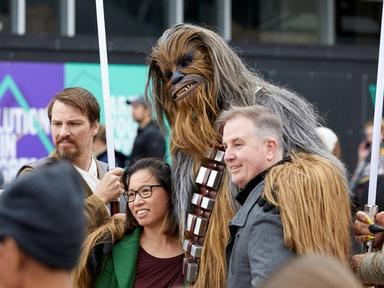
[112,227,142,288]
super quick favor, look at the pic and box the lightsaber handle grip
[107,167,120,215]
[110,201,120,215]
[364,204,379,252]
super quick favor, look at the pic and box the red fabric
[134,247,184,288]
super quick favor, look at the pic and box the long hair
[263,152,351,264]
[147,26,220,157]
[73,216,126,288]
[73,159,176,288]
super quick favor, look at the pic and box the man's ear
[265,138,278,161]
[91,121,100,137]
[145,106,152,117]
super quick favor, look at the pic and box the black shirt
[129,121,166,166]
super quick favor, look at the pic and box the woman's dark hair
[122,158,178,237]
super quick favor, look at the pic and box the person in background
[93,124,128,168]
[316,126,341,159]
[17,87,124,235]
[356,120,379,167]
[74,158,183,288]
[126,96,165,165]
[350,119,384,212]
[0,162,85,288]
[0,170,3,189]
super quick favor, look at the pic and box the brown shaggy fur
[148,26,235,287]
[264,152,351,264]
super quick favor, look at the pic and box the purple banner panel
[0,62,64,184]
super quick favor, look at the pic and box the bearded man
[17,87,124,235]
[146,24,351,287]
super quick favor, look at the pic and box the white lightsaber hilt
[364,204,379,252]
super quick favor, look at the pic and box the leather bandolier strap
[182,147,226,283]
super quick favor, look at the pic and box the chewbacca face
[148,25,221,157]
[151,33,215,113]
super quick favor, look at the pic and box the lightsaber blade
[95,0,120,215]
[367,3,384,206]
[363,3,384,252]
[95,0,115,169]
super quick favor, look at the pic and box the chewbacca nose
[171,71,184,85]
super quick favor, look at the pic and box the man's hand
[94,168,124,204]
[354,211,384,247]
[351,253,365,272]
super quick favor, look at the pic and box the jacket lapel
[95,157,108,179]
[230,182,264,228]
[112,227,141,288]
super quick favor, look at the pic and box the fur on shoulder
[263,152,351,264]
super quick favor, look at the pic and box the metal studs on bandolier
[182,147,226,283]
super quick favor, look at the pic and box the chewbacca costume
[146,24,351,287]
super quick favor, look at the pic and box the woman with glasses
[73,158,184,288]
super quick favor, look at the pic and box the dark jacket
[97,150,128,168]
[0,171,3,188]
[129,121,165,165]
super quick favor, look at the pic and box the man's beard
[55,139,80,161]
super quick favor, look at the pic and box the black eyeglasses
[123,185,163,203]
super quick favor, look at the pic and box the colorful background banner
[0,61,148,184]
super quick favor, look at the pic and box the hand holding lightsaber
[354,210,384,251]
[94,167,124,204]
[363,205,378,252]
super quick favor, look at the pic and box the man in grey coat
[219,105,295,287]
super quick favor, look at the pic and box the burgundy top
[134,247,184,288]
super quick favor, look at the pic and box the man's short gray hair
[216,105,285,151]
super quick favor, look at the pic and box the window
[26,0,59,35]
[76,0,167,37]
[232,0,320,44]
[232,0,381,46]
[184,0,217,28]
[0,1,10,34]
[336,0,381,45]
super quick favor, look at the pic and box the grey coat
[226,180,295,287]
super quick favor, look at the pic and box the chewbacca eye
[181,57,193,67]
[163,71,172,79]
